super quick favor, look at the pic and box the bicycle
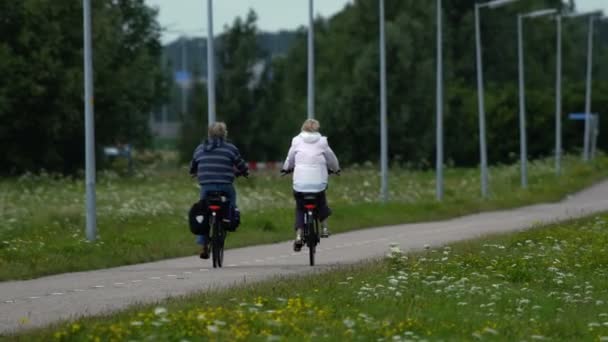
[282,169,339,266]
[301,192,321,266]
[205,191,231,268]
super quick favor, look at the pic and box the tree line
[1,0,607,174]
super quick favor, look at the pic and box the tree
[0,0,163,174]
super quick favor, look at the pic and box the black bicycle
[301,193,321,266]
[205,191,230,268]
[282,169,339,266]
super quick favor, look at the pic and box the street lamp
[308,0,315,119]
[379,0,388,202]
[474,0,519,198]
[517,8,557,188]
[82,0,97,242]
[206,0,216,125]
[563,11,602,161]
[436,0,444,201]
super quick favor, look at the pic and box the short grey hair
[208,122,227,139]
[301,119,320,133]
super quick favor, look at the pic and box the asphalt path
[2,180,608,334]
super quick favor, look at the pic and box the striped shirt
[189,138,248,185]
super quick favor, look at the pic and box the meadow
[0,154,606,280]
[10,211,608,341]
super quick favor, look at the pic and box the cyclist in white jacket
[282,119,340,251]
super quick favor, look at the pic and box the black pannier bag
[188,200,209,236]
[222,205,241,232]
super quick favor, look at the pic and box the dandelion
[207,325,219,333]
[154,307,167,316]
[130,321,143,326]
[483,327,499,335]
[530,335,546,340]
[343,318,355,329]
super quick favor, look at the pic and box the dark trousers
[293,190,331,230]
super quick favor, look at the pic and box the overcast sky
[145,0,608,43]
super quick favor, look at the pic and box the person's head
[208,122,228,140]
[301,119,320,133]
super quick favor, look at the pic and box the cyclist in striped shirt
[190,122,249,259]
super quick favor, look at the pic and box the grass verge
[0,155,607,280]
[9,212,608,341]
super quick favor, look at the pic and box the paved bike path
[2,180,608,334]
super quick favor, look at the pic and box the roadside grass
[9,213,608,341]
[0,155,606,280]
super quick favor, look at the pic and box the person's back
[191,138,247,185]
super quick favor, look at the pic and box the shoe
[321,226,330,238]
[293,228,303,252]
[199,243,210,259]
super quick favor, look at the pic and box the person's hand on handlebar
[328,169,341,175]
[280,169,293,176]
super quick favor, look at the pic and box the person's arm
[233,147,249,176]
[282,138,297,171]
[189,148,199,176]
[322,138,340,171]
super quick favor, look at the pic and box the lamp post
[379,0,388,202]
[555,14,562,174]
[563,11,602,161]
[206,0,216,125]
[82,0,97,242]
[308,0,315,119]
[474,0,519,198]
[517,9,557,188]
[436,0,444,201]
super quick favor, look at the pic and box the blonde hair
[208,122,227,139]
[301,119,320,133]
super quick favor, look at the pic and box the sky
[145,0,608,43]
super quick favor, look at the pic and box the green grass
[0,154,607,281]
[9,212,608,341]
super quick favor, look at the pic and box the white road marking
[114,283,125,286]
[50,292,64,296]
[73,289,85,292]
[28,296,40,300]
[92,285,104,289]
[4,300,15,303]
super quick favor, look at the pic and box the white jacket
[282,132,340,193]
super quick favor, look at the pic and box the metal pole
[379,0,388,202]
[475,4,489,198]
[583,16,594,161]
[307,0,315,119]
[517,15,528,188]
[207,0,216,125]
[83,0,97,242]
[555,15,562,174]
[436,0,444,201]
[181,37,188,115]
[591,114,599,158]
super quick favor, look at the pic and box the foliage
[0,155,606,280]
[13,213,608,341]
[0,0,163,174]
[177,0,608,167]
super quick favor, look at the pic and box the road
[2,180,608,334]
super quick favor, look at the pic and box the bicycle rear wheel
[211,217,224,268]
[307,217,316,266]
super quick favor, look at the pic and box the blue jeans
[196,183,237,245]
